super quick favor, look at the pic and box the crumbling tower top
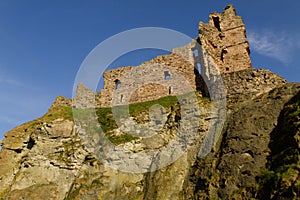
[199,4,252,73]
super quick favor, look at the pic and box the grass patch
[94,95,182,145]
[24,92,201,146]
[108,134,137,145]
[95,95,181,132]
[96,107,118,133]
[128,95,179,116]
[43,106,73,122]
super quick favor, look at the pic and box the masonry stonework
[73,5,279,109]
[90,35,198,107]
[96,66,134,107]
[199,4,252,75]
[97,50,197,107]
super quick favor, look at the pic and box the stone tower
[199,4,252,74]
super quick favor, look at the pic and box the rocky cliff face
[191,82,300,199]
[0,70,299,200]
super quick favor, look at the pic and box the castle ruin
[199,5,252,75]
[75,5,254,108]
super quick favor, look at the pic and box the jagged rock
[257,91,300,199]
[51,96,72,108]
[1,81,298,200]
[222,69,287,104]
[191,83,300,199]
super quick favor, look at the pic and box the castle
[74,5,284,108]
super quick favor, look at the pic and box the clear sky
[0,0,299,141]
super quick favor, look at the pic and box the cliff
[0,4,299,200]
[1,79,299,200]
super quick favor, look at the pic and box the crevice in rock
[84,154,97,167]
[245,150,254,158]
[14,149,22,153]
[26,137,36,150]
[215,129,230,168]
[7,148,23,154]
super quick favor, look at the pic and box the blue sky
[0,0,299,141]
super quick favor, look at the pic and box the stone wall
[199,4,252,75]
[73,83,95,109]
[97,66,134,107]
[97,47,197,107]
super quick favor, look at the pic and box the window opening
[193,49,199,57]
[115,79,121,89]
[164,71,170,80]
[212,16,221,31]
[196,63,201,74]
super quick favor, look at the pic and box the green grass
[43,106,73,122]
[91,179,103,186]
[1,105,73,142]
[96,107,118,133]
[39,93,200,146]
[108,134,137,145]
[76,92,207,145]
[94,95,182,145]
[8,91,203,147]
[128,95,179,116]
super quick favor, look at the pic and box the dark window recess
[164,71,170,80]
[221,49,228,62]
[212,16,221,31]
[168,86,172,94]
[120,94,123,102]
[115,79,121,89]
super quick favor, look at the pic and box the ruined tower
[199,4,252,75]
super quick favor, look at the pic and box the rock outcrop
[1,81,299,200]
[191,83,300,199]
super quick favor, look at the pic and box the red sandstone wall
[199,4,252,74]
